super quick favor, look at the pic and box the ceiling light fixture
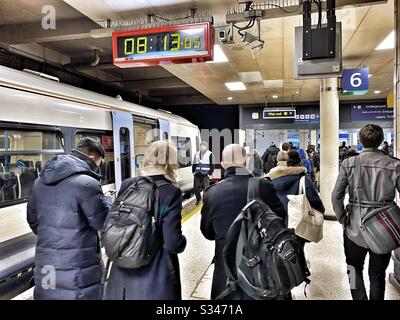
[207,44,229,63]
[376,30,395,50]
[225,82,247,91]
[368,74,372,78]
[227,97,233,100]
[272,95,278,99]
[374,90,381,94]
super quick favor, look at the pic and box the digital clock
[112,23,214,67]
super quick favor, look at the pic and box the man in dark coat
[27,138,111,300]
[200,144,286,300]
[261,142,280,174]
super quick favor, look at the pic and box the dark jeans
[343,233,391,300]
[194,174,210,202]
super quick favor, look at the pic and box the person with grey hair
[200,144,286,300]
[192,141,215,205]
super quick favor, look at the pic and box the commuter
[282,142,290,152]
[104,141,186,300]
[342,148,359,160]
[307,145,320,187]
[267,150,325,226]
[339,141,349,162]
[381,141,390,156]
[298,148,313,176]
[192,141,215,205]
[267,151,288,177]
[246,149,263,177]
[332,124,400,300]
[200,144,286,299]
[389,139,394,156]
[26,138,111,300]
[261,142,280,174]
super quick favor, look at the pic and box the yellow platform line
[182,204,203,224]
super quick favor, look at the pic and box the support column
[310,130,318,147]
[320,78,339,218]
[395,0,400,158]
[299,129,309,150]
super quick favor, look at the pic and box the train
[0,65,201,299]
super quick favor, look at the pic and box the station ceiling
[0,0,395,106]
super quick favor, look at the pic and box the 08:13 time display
[122,32,203,55]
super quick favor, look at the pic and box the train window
[0,129,64,206]
[74,132,115,185]
[171,136,192,168]
[134,121,157,176]
[119,127,131,181]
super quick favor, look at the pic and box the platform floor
[180,207,400,300]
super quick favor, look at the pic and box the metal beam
[226,0,387,23]
[0,18,100,45]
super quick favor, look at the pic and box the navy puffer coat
[27,153,110,300]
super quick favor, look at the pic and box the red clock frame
[112,22,214,68]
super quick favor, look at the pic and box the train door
[159,119,170,140]
[111,110,135,190]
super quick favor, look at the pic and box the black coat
[26,154,110,300]
[267,166,325,222]
[104,175,186,300]
[200,167,286,299]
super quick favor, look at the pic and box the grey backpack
[102,176,168,269]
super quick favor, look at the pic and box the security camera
[218,25,233,43]
[241,31,265,50]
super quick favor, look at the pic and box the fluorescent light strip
[207,44,229,63]
[225,82,247,91]
[376,30,394,50]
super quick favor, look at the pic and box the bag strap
[247,177,261,202]
[353,156,363,219]
[298,176,306,195]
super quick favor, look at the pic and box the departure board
[112,23,214,67]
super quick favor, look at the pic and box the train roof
[0,65,197,128]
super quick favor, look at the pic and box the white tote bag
[287,176,324,243]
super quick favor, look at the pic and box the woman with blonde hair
[104,140,187,300]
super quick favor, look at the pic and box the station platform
[179,206,400,300]
[12,202,400,301]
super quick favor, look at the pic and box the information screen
[113,23,213,66]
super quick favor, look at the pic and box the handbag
[353,156,400,254]
[287,176,324,243]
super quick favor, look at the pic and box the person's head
[277,151,288,163]
[221,144,247,169]
[76,137,105,167]
[200,141,209,153]
[252,149,259,156]
[383,141,389,147]
[281,142,290,152]
[143,140,178,183]
[287,150,302,167]
[359,124,384,149]
[341,141,347,147]
[307,144,315,153]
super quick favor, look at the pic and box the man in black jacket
[261,142,280,174]
[200,144,286,300]
[27,138,111,300]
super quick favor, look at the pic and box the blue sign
[351,104,393,121]
[343,68,369,92]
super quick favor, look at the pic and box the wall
[240,100,393,130]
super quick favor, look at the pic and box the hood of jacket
[41,154,100,185]
[298,149,308,160]
[267,165,306,181]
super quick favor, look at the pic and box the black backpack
[262,147,279,173]
[216,178,310,300]
[102,176,169,269]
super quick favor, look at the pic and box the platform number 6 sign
[343,68,369,92]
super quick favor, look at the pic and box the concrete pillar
[395,0,400,158]
[310,130,318,146]
[299,129,309,150]
[320,78,340,218]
